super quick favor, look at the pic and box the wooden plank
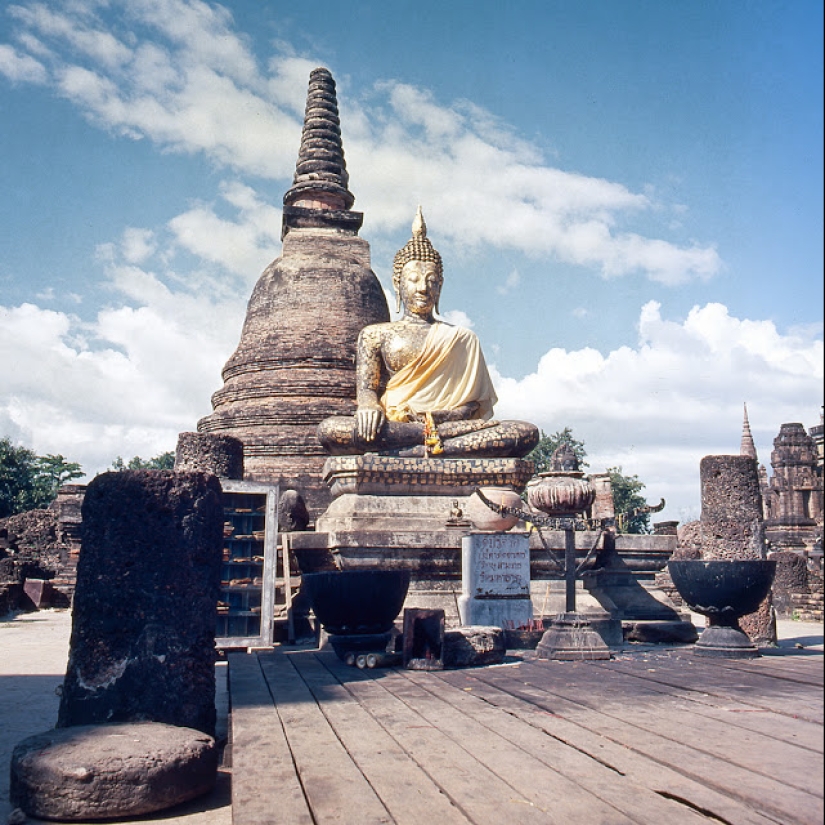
[605,688,821,796]
[227,641,822,825]
[604,653,823,724]
[257,651,393,825]
[228,653,312,825]
[317,653,553,824]
[591,658,823,753]
[715,653,824,686]
[528,660,825,795]
[397,666,712,825]
[288,651,472,825]
[435,667,782,825]
[478,659,824,825]
[368,666,641,825]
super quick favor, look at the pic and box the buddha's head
[392,207,443,316]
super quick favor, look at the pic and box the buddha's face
[397,259,442,318]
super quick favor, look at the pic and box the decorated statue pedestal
[290,455,532,625]
[316,455,533,532]
[668,560,777,658]
[292,454,682,633]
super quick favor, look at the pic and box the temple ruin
[740,404,824,557]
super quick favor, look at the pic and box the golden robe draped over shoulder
[380,323,498,422]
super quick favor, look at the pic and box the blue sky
[0,0,822,523]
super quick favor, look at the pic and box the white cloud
[491,301,824,523]
[1,0,722,285]
[0,195,254,477]
[439,310,474,329]
[120,227,156,264]
[0,43,47,83]
[10,2,132,69]
[3,286,818,525]
[496,269,521,295]
[0,290,241,476]
[167,181,282,279]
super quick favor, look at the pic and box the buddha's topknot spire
[740,402,757,460]
[412,204,426,239]
[392,206,443,281]
[283,67,354,212]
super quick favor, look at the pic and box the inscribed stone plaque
[462,533,530,598]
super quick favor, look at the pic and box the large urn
[668,559,776,658]
[526,472,595,517]
[465,487,525,531]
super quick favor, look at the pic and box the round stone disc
[10,722,217,820]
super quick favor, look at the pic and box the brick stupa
[198,68,389,517]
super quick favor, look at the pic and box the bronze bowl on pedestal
[667,559,776,658]
[301,570,410,636]
[526,472,595,517]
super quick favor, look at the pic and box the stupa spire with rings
[740,402,757,460]
[197,67,389,517]
[281,67,361,237]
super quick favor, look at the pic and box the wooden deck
[227,644,823,825]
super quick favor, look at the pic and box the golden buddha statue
[317,208,539,458]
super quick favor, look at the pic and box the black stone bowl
[667,559,776,619]
[301,570,411,636]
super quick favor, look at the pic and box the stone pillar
[58,471,224,735]
[699,455,775,644]
[700,455,765,559]
[174,432,244,479]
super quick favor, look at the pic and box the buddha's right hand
[356,407,384,442]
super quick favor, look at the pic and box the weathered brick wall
[0,509,74,610]
[770,550,824,621]
[791,567,823,621]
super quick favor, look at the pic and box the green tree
[110,451,176,471]
[0,437,83,518]
[608,466,651,534]
[32,453,84,503]
[526,427,588,473]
